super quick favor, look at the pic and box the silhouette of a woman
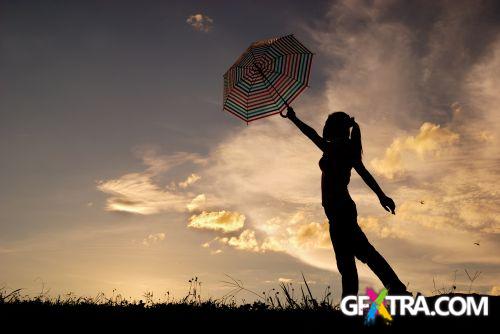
[286,107,408,297]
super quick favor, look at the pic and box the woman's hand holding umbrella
[284,106,296,120]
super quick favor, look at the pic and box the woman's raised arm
[286,107,325,151]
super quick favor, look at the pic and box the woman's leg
[353,227,407,293]
[329,222,359,297]
[335,251,359,297]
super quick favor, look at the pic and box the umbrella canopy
[223,35,313,123]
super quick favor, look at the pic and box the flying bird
[420,200,425,205]
[474,241,480,246]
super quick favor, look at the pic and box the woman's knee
[352,230,376,262]
[335,254,356,275]
[356,241,382,265]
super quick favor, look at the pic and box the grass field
[1,277,496,332]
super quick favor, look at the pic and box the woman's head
[323,111,363,161]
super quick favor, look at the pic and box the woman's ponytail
[350,118,363,162]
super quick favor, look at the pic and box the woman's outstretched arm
[286,107,325,151]
[353,160,396,214]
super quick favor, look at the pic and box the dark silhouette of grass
[0,275,497,332]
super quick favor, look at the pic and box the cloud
[226,230,260,252]
[142,233,166,246]
[202,211,332,254]
[371,122,459,179]
[136,147,206,174]
[188,210,245,233]
[179,173,201,188]
[186,13,213,32]
[291,222,331,250]
[97,173,187,215]
[358,216,408,239]
[215,229,286,253]
[97,147,206,215]
[186,194,207,212]
[260,236,286,252]
[394,167,500,235]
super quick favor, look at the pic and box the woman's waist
[322,187,352,205]
[322,196,357,221]
[321,182,350,196]
[322,172,350,186]
[322,191,353,203]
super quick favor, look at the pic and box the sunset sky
[1,0,499,301]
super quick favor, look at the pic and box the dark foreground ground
[0,294,497,333]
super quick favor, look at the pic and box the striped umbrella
[223,34,313,123]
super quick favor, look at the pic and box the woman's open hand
[379,195,396,214]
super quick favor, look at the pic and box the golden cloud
[358,216,408,239]
[97,173,187,215]
[291,222,331,250]
[227,230,260,251]
[186,194,206,212]
[371,122,459,179]
[215,229,286,253]
[204,212,333,254]
[97,148,206,215]
[260,236,286,252]
[188,210,245,233]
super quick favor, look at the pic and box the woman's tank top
[319,140,353,208]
